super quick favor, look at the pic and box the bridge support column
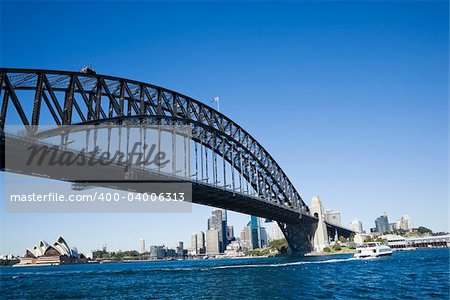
[309,195,330,252]
[278,217,317,256]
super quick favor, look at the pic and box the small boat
[354,242,393,258]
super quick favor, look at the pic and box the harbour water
[1,248,448,299]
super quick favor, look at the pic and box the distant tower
[250,216,261,249]
[310,196,329,252]
[139,239,145,254]
[350,218,364,233]
[375,213,390,234]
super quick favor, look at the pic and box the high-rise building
[375,213,390,234]
[190,231,205,255]
[208,209,227,252]
[102,243,107,252]
[190,233,197,254]
[398,215,413,231]
[198,232,205,253]
[165,248,177,258]
[206,229,220,255]
[176,242,184,259]
[389,223,397,232]
[226,225,234,243]
[240,226,251,250]
[350,218,363,233]
[260,227,268,248]
[139,239,145,254]
[149,245,165,260]
[324,209,342,226]
[247,216,270,249]
[270,223,285,241]
[250,216,260,249]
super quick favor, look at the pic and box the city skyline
[0,205,431,257]
[0,1,448,255]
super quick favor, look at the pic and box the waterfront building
[350,218,363,233]
[206,229,220,255]
[207,209,227,252]
[406,234,450,248]
[383,234,408,249]
[165,248,177,258]
[324,209,342,226]
[176,242,184,259]
[375,213,390,234]
[224,241,244,257]
[17,237,87,266]
[190,231,205,255]
[149,245,165,260]
[102,243,107,252]
[139,239,145,254]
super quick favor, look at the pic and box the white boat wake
[209,257,359,270]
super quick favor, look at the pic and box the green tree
[332,243,341,251]
[323,247,331,253]
[364,236,374,243]
[375,237,387,243]
[268,238,288,251]
[416,226,433,235]
[349,233,355,242]
[339,236,347,243]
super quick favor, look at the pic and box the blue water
[0,248,448,299]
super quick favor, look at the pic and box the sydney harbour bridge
[0,68,352,255]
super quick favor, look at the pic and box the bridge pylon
[310,195,330,252]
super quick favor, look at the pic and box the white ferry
[354,242,393,258]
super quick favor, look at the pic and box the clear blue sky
[0,1,448,255]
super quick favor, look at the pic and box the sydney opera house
[16,237,87,266]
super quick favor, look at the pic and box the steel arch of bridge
[0,68,309,215]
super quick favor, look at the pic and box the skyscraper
[398,215,413,231]
[250,215,260,249]
[270,223,285,241]
[207,209,227,252]
[176,242,184,259]
[240,226,251,250]
[226,225,234,243]
[149,245,165,260]
[139,238,145,254]
[206,229,220,255]
[350,218,364,233]
[191,231,205,255]
[259,227,268,248]
[375,213,390,234]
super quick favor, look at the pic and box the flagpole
[211,96,220,112]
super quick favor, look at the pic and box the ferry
[354,242,393,258]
